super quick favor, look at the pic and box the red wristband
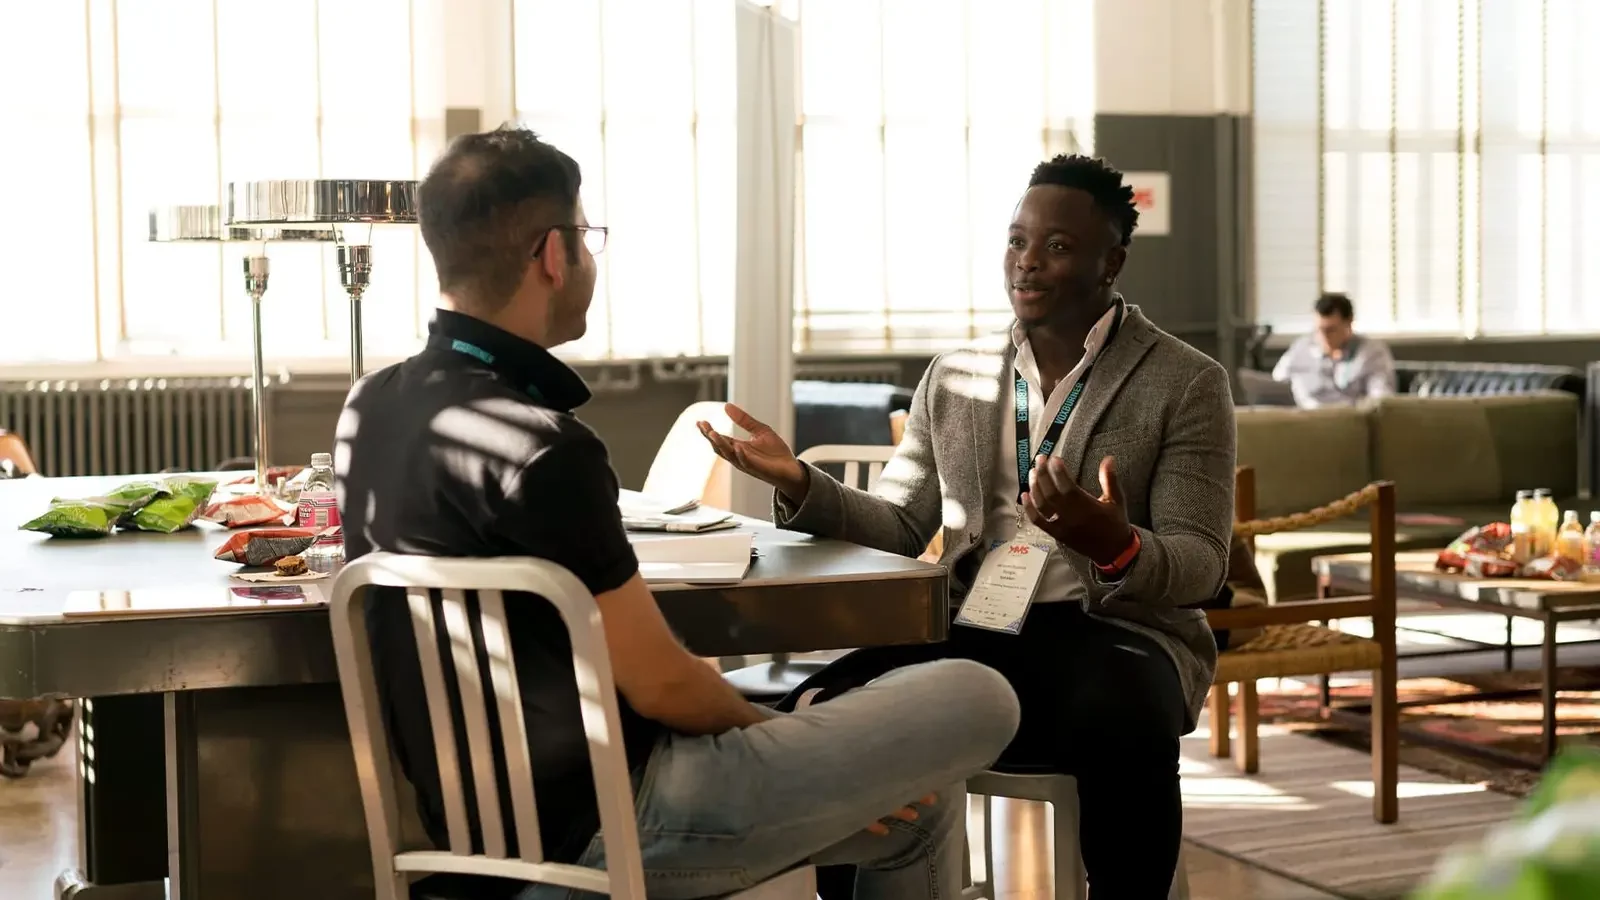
[1095,529,1142,575]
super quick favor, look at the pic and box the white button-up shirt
[982,303,1120,605]
[1271,334,1396,409]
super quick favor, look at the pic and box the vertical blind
[1253,0,1600,337]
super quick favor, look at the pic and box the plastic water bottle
[1585,512,1600,579]
[296,452,343,563]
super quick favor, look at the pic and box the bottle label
[296,492,342,544]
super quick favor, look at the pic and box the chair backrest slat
[332,555,650,900]
[407,587,473,855]
[478,588,544,863]
[441,588,507,860]
[797,444,897,493]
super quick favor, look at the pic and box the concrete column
[1092,0,1252,372]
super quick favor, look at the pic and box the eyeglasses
[530,225,608,259]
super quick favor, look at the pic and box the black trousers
[811,601,1187,900]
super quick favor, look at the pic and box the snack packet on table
[19,499,122,538]
[1521,555,1585,581]
[127,476,218,534]
[100,480,166,521]
[1436,523,1521,577]
[212,527,322,567]
[200,494,294,528]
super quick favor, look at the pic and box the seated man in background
[1272,291,1396,408]
[703,154,1234,898]
[337,126,1020,900]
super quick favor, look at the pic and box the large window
[794,0,1095,353]
[0,0,438,367]
[5,0,1092,368]
[1254,0,1600,337]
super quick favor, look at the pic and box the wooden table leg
[1208,685,1230,758]
[1542,613,1560,762]
[1234,682,1259,775]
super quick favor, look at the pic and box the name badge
[954,539,1049,635]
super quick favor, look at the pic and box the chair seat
[967,769,1075,803]
[1215,623,1382,682]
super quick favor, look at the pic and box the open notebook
[628,531,753,584]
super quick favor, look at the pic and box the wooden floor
[0,745,1338,900]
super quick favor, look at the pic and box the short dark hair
[418,125,582,314]
[1314,292,1354,320]
[1027,154,1139,246]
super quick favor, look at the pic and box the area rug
[1253,668,1600,797]
[1180,725,1518,899]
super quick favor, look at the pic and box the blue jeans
[526,658,1020,900]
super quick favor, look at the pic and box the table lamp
[148,205,338,494]
[225,179,420,382]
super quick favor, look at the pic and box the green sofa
[1237,391,1584,602]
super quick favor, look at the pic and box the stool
[962,770,1189,900]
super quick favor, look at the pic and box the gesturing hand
[1022,455,1134,566]
[697,403,810,501]
[865,792,939,836]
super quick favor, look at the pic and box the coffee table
[1313,550,1600,766]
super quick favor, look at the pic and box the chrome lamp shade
[226,179,421,382]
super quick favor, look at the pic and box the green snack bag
[19,498,120,538]
[128,476,219,534]
[91,477,166,518]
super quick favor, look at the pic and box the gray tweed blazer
[774,303,1236,731]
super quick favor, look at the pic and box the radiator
[0,377,259,477]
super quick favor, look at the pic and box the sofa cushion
[1370,392,1578,508]
[1236,406,1373,518]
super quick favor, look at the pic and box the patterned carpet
[1255,668,1600,797]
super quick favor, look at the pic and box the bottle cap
[1533,488,1552,497]
[1516,490,1534,499]
[311,452,333,467]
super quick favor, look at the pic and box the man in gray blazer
[702,154,1236,897]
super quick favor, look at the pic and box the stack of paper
[630,531,754,584]
[619,494,735,533]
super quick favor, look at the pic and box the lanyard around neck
[438,337,546,404]
[1012,303,1124,502]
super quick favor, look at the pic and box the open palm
[697,403,806,494]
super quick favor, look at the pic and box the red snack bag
[226,466,305,487]
[1522,555,1584,581]
[1437,523,1515,573]
[201,494,294,528]
[1459,552,1521,578]
[213,528,319,566]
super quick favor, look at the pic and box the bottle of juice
[1586,512,1600,577]
[1557,510,1586,564]
[1533,489,1560,558]
[1511,490,1536,563]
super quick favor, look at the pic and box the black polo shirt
[338,309,662,865]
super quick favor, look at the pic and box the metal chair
[329,553,816,900]
[963,770,1190,900]
[721,443,898,702]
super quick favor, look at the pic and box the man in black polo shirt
[337,126,1019,899]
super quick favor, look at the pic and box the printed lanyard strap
[441,337,546,403]
[1013,303,1124,501]
[1014,374,1087,502]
